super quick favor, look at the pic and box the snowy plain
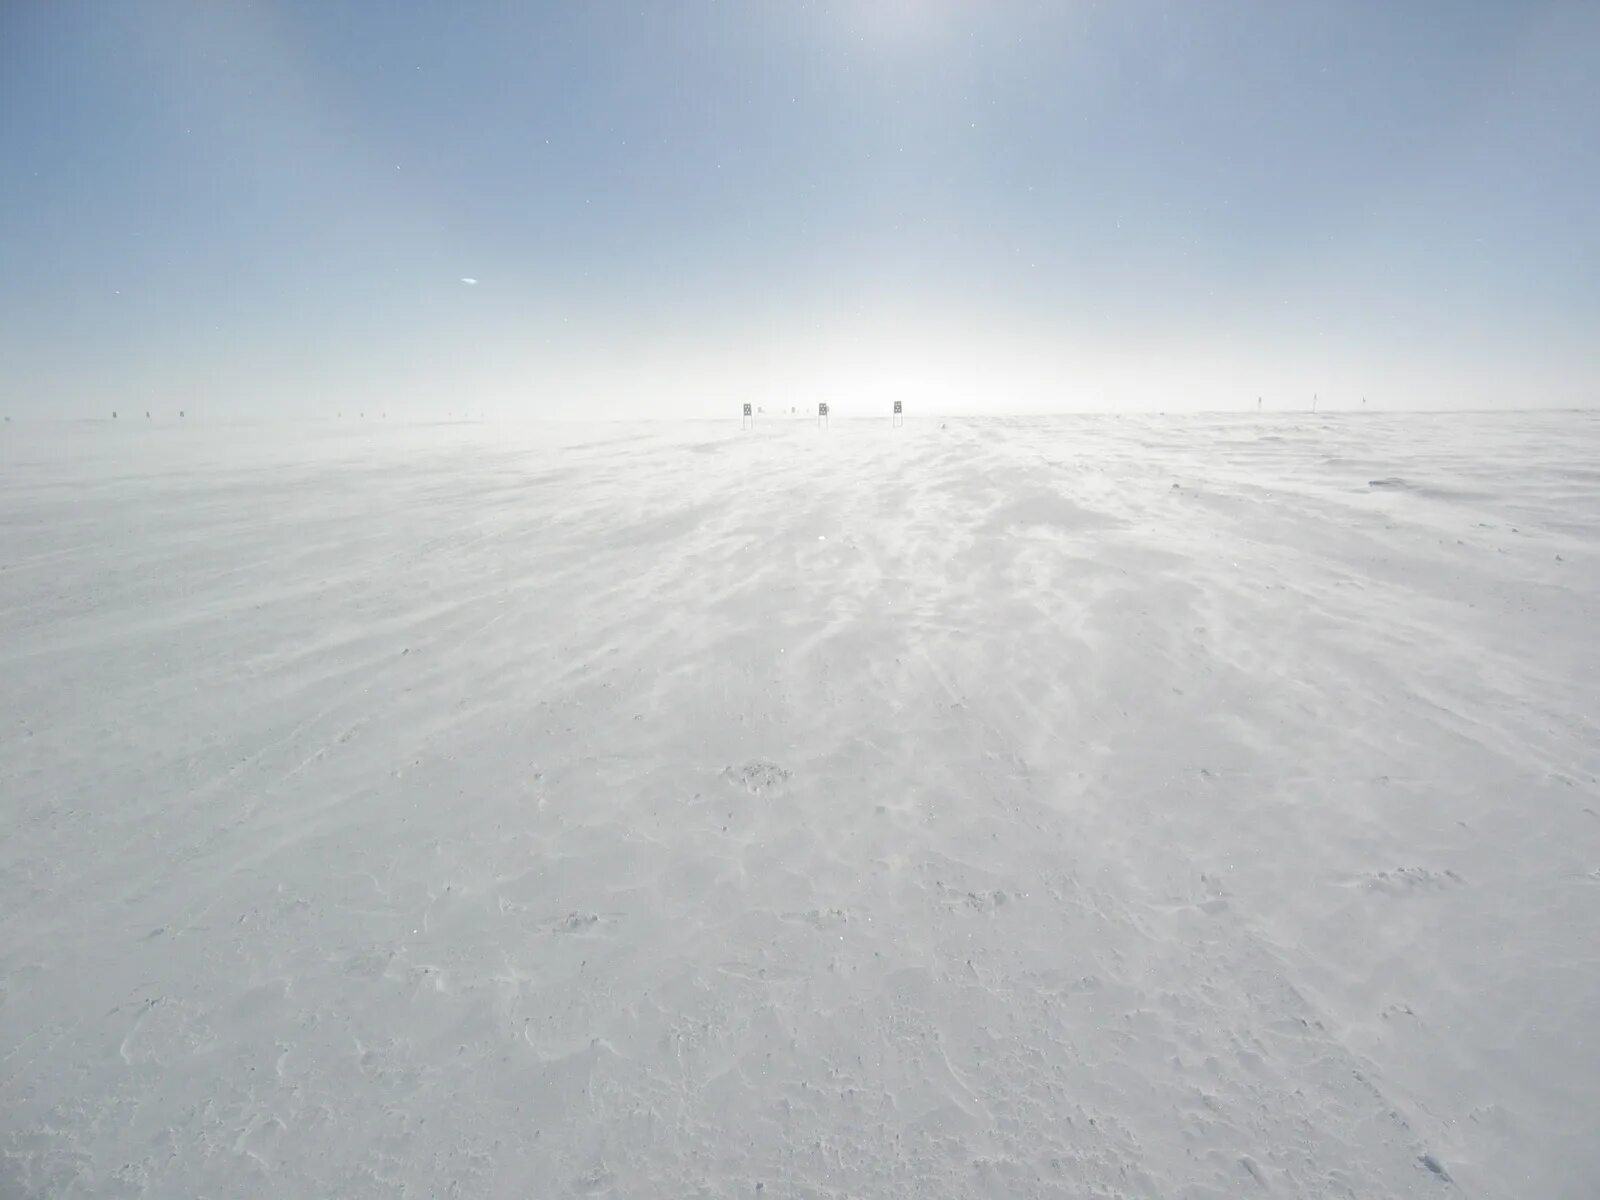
[2,411,1598,1199]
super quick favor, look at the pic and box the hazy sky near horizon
[3,1,1597,418]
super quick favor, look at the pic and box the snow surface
[2,412,1598,1198]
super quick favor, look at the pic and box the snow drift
[2,411,1597,1197]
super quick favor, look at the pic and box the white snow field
[3,411,1598,1199]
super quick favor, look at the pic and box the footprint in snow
[1348,867,1463,895]
[721,759,791,794]
[780,907,849,929]
[934,882,1010,913]
[549,911,617,934]
[570,1167,615,1194]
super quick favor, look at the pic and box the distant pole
[1257,396,1262,411]
[1312,394,1318,413]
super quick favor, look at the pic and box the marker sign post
[892,399,904,428]
[818,402,829,429]
[741,402,752,430]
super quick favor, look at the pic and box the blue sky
[2,1,1597,417]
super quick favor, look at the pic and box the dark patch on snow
[1420,1153,1451,1181]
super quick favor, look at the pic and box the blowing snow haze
[1,1,1598,418]
[4,6,1600,1200]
